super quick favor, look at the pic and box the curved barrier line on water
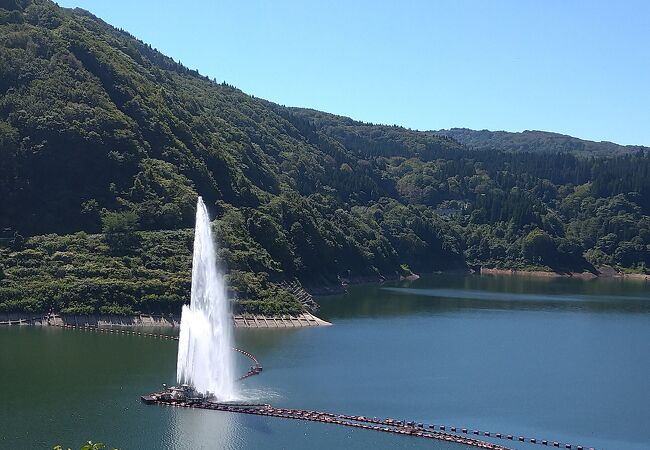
[47,323,262,381]
[49,322,597,450]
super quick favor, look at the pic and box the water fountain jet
[176,196,236,401]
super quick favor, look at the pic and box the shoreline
[479,267,597,279]
[2,267,646,327]
[308,266,649,298]
[306,272,421,296]
[0,312,331,328]
[479,266,649,281]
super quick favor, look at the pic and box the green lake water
[1,274,649,449]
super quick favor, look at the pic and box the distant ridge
[434,128,648,156]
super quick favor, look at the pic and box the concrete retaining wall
[0,312,330,328]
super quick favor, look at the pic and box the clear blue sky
[57,0,650,146]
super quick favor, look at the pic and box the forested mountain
[1,0,649,316]
[436,128,647,156]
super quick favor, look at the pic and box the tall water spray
[176,197,236,400]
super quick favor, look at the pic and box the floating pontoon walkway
[141,396,512,449]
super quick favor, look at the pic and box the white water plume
[176,197,236,400]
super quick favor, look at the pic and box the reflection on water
[167,404,239,450]
[319,274,650,318]
[385,286,650,303]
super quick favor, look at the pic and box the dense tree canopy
[436,128,647,157]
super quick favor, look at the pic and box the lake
[1,274,648,449]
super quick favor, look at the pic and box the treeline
[0,1,648,315]
[288,108,650,272]
[436,128,647,157]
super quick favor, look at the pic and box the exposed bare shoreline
[480,267,597,279]
[479,266,649,281]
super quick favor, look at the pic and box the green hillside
[435,128,647,156]
[1,0,649,316]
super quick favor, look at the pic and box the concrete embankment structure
[0,312,331,327]
[0,313,180,327]
[232,312,330,328]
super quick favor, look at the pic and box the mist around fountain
[176,197,237,401]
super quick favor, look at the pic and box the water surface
[1,274,648,449]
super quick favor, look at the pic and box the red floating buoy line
[232,347,263,380]
[54,323,598,450]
